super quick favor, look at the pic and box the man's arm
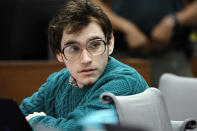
[25,74,148,131]
[151,1,197,51]
[90,0,150,49]
[177,1,197,26]
[19,82,47,117]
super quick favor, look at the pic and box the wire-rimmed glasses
[61,39,107,60]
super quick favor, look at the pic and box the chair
[100,88,196,131]
[159,73,197,131]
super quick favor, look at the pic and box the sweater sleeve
[26,74,148,131]
[24,98,114,131]
[19,82,47,117]
[19,70,65,117]
[25,89,115,131]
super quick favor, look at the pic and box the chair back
[100,88,173,131]
[159,73,197,127]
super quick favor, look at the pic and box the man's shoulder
[94,71,148,96]
[46,68,69,83]
[38,68,70,94]
[101,58,144,86]
[107,57,138,76]
[100,57,148,90]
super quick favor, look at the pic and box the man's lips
[79,68,96,75]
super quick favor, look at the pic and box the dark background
[0,0,66,60]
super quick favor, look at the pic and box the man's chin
[81,78,97,87]
[83,81,95,87]
[77,74,100,87]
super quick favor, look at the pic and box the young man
[19,0,148,130]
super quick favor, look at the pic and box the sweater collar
[69,76,78,87]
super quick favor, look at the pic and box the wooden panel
[0,58,150,104]
[0,61,64,104]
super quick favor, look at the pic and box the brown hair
[48,0,113,55]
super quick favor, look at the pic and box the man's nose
[80,49,92,65]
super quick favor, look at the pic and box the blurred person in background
[91,0,197,86]
[19,0,148,130]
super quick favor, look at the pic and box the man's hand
[151,15,176,52]
[123,24,151,55]
[125,24,150,49]
[26,112,46,121]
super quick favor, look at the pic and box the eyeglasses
[61,39,107,60]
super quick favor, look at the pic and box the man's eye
[67,46,80,52]
[89,41,101,49]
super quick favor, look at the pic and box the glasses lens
[63,44,81,60]
[87,40,106,56]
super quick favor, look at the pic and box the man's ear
[56,53,64,63]
[108,34,114,55]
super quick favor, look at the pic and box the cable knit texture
[19,56,149,131]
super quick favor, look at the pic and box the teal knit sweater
[19,56,148,131]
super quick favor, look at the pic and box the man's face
[57,22,114,88]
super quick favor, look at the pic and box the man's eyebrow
[88,36,104,42]
[63,36,104,47]
[63,40,79,47]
